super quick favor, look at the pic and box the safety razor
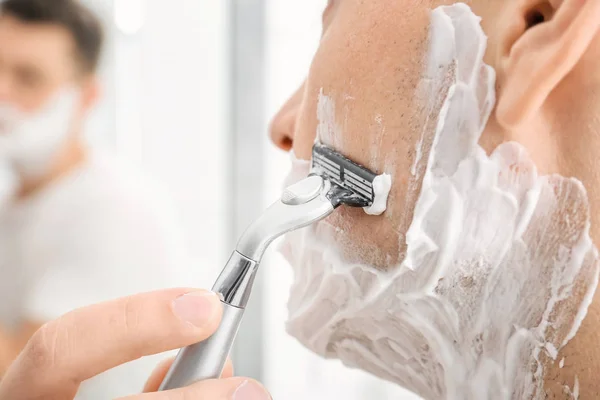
[159,143,379,390]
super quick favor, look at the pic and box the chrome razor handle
[158,301,244,389]
[159,252,257,390]
[159,175,336,390]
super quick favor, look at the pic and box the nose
[269,82,305,152]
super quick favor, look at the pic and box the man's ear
[496,0,600,129]
[79,75,101,113]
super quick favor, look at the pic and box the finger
[143,357,234,393]
[120,377,271,400]
[222,358,235,379]
[0,289,223,400]
[143,357,177,393]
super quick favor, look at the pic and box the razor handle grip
[158,302,245,390]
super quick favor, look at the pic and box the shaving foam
[0,87,79,179]
[280,3,599,399]
[363,173,392,216]
[317,88,343,150]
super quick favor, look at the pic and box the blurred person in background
[0,0,188,397]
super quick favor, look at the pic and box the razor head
[312,143,377,208]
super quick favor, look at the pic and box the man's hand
[0,289,271,400]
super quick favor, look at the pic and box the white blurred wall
[85,0,230,285]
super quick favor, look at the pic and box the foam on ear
[280,3,599,399]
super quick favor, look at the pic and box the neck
[482,82,600,244]
[552,89,600,244]
[18,137,87,199]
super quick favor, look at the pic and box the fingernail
[172,291,219,328]
[232,380,271,400]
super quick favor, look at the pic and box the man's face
[271,1,600,398]
[272,0,454,269]
[0,15,80,112]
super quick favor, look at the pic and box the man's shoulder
[37,153,183,243]
[67,153,175,216]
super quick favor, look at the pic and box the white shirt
[0,152,190,399]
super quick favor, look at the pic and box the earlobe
[81,77,101,112]
[496,0,600,129]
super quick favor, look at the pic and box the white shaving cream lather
[0,87,79,180]
[0,87,78,206]
[281,4,599,399]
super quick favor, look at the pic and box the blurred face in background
[0,13,99,185]
[0,14,97,115]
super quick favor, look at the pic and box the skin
[0,14,96,197]
[0,14,98,374]
[0,289,271,399]
[270,0,600,397]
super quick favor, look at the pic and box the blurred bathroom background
[82,0,418,399]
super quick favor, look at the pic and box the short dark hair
[0,0,104,73]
